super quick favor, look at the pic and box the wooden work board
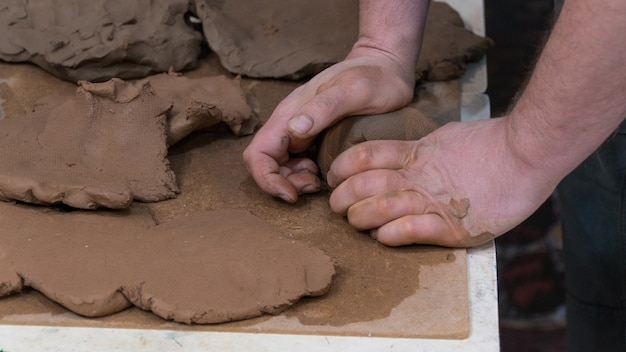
[0,58,469,339]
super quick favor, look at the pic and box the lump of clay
[317,107,439,179]
[0,0,202,82]
[194,0,492,81]
[0,202,335,324]
[148,73,259,145]
[0,78,178,209]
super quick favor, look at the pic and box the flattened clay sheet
[0,78,178,209]
[0,202,335,324]
[195,0,493,80]
[148,73,259,145]
[0,0,202,82]
[0,72,258,209]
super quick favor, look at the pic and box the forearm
[507,0,626,183]
[348,0,430,78]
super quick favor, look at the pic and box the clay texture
[148,73,259,145]
[0,202,335,324]
[0,73,257,209]
[0,0,202,82]
[0,78,177,209]
[317,80,460,178]
[195,0,492,80]
[317,107,439,178]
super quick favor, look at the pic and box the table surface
[0,1,499,351]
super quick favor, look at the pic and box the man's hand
[243,49,416,203]
[326,117,558,247]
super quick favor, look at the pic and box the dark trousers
[558,122,626,351]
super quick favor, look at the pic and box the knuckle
[346,175,370,197]
[351,143,376,166]
[375,193,398,218]
[399,218,419,239]
[346,211,366,231]
[307,93,340,116]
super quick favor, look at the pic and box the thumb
[287,83,368,153]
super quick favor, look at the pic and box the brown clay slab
[0,202,335,324]
[0,0,202,82]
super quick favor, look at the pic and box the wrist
[352,0,429,84]
[347,40,417,84]
[503,106,587,189]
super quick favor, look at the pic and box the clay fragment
[0,0,202,82]
[0,78,178,209]
[0,202,335,324]
[148,73,259,145]
[195,1,492,81]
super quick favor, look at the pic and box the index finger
[243,147,299,203]
[326,140,415,188]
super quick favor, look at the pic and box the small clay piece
[194,1,492,81]
[317,107,439,179]
[148,73,259,145]
[0,78,178,209]
[0,202,335,324]
[0,0,202,82]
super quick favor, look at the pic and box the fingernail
[326,172,336,188]
[302,184,319,193]
[288,115,313,135]
[278,193,295,203]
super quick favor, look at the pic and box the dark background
[484,0,567,351]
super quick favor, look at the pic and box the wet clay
[0,201,335,324]
[0,0,202,82]
[148,73,259,146]
[0,78,177,209]
[317,107,439,179]
[0,73,258,209]
[195,1,492,80]
[316,80,459,178]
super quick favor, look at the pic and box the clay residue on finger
[445,198,498,245]
[464,231,497,246]
[0,78,178,209]
[0,202,335,324]
[447,197,470,219]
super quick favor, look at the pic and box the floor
[484,0,567,351]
